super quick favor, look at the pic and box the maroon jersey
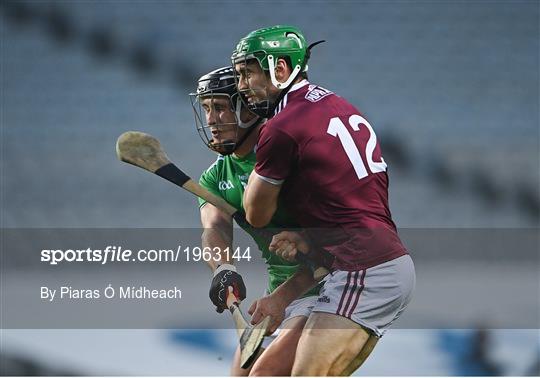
[255,80,407,271]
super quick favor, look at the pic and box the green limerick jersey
[199,151,320,296]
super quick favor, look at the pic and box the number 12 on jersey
[327,114,387,180]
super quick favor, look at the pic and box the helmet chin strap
[267,55,301,89]
[235,96,259,129]
[266,72,300,119]
[208,140,236,155]
[263,55,302,119]
[232,116,262,153]
[265,40,325,119]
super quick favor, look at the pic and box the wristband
[213,263,236,277]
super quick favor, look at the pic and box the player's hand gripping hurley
[115,131,329,281]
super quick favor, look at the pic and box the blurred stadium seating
[1,0,538,228]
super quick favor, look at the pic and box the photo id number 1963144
[184,246,251,262]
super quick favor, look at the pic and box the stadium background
[1,0,539,376]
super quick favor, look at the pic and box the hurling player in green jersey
[190,67,320,376]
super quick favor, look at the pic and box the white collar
[273,80,310,116]
[288,79,309,93]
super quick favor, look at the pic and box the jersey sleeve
[255,125,298,184]
[198,164,220,208]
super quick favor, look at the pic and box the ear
[274,58,292,83]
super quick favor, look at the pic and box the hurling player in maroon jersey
[232,25,416,375]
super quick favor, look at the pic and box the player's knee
[249,351,292,376]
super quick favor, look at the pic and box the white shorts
[262,295,318,348]
[314,254,415,337]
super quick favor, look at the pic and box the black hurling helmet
[190,66,260,155]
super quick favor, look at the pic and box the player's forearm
[201,228,233,272]
[270,265,318,307]
[200,204,235,272]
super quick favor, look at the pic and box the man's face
[234,60,271,105]
[200,96,238,150]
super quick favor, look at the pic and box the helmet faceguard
[231,25,322,118]
[189,66,260,155]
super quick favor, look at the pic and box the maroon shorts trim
[336,270,366,318]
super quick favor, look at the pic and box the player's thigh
[231,345,251,376]
[292,312,372,376]
[339,334,379,376]
[249,315,308,376]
